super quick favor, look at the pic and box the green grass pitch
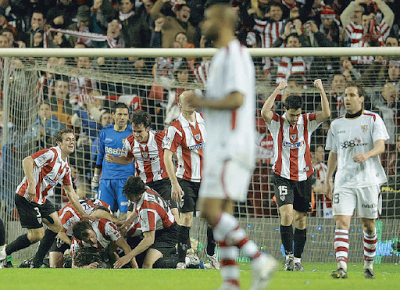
[1,262,399,290]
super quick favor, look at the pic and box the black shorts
[272,173,313,213]
[178,179,200,214]
[49,236,71,253]
[15,194,56,229]
[147,178,177,209]
[150,222,178,256]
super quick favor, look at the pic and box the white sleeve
[372,114,389,143]
[325,126,337,153]
[121,139,130,157]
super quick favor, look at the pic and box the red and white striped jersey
[163,112,206,182]
[253,19,283,75]
[276,56,307,87]
[59,198,110,236]
[132,187,175,232]
[70,75,97,96]
[122,130,168,183]
[314,161,333,218]
[16,146,72,204]
[70,218,121,257]
[267,112,321,181]
[194,60,211,85]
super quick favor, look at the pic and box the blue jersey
[96,124,135,180]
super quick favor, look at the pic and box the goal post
[0,47,399,263]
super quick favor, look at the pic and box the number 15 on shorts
[278,185,288,202]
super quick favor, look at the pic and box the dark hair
[287,74,303,87]
[93,205,111,214]
[72,220,92,241]
[267,2,283,12]
[32,10,46,18]
[176,4,189,11]
[122,176,146,199]
[346,82,366,98]
[287,33,300,41]
[284,95,303,110]
[73,247,102,268]
[54,128,74,144]
[112,102,129,113]
[56,75,70,84]
[131,111,151,128]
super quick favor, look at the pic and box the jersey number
[333,193,339,204]
[278,185,288,202]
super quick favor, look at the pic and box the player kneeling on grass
[113,176,178,269]
[71,219,137,269]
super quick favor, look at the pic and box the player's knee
[142,261,154,269]
[180,212,193,227]
[28,228,45,243]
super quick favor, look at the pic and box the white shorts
[332,185,382,219]
[199,158,253,202]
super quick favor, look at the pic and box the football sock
[178,225,190,262]
[32,229,57,268]
[280,224,294,255]
[0,218,5,246]
[5,234,33,256]
[206,226,216,256]
[219,245,240,287]
[334,229,349,271]
[363,229,377,270]
[213,212,260,260]
[294,228,306,259]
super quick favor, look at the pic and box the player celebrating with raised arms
[261,79,330,271]
[325,83,389,279]
[187,4,277,290]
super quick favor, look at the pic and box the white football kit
[199,40,256,202]
[325,110,389,218]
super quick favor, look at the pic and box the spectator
[0,34,9,48]
[340,0,394,62]
[49,78,74,125]
[150,0,196,48]
[273,19,310,92]
[23,102,65,151]
[318,5,341,46]
[312,145,332,218]
[67,5,93,48]
[383,134,400,187]
[329,74,347,119]
[70,56,97,96]
[387,59,400,87]
[137,0,156,29]
[371,82,399,144]
[385,35,398,47]
[22,10,46,48]
[46,0,79,29]
[0,7,18,38]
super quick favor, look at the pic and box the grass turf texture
[1,262,399,290]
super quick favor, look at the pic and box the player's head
[201,4,237,42]
[73,247,103,268]
[73,221,97,243]
[344,82,365,114]
[123,176,146,203]
[112,103,129,131]
[130,111,151,143]
[178,91,196,114]
[54,128,75,154]
[284,95,302,126]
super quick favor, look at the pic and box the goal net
[0,47,399,263]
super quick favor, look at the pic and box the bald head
[202,4,237,42]
[178,91,196,113]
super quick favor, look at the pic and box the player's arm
[104,154,133,165]
[22,156,36,202]
[353,139,385,163]
[325,151,338,200]
[90,209,120,223]
[188,91,244,110]
[261,81,288,124]
[63,185,93,220]
[113,236,138,269]
[57,230,72,245]
[113,230,155,269]
[164,148,184,202]
[314,79,331,123]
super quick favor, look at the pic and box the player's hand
[26,183,36,202]
[113,253,133,269]
[353,153,368,163]
[276,80,288,91]
[105,154,114,163]
[84,262,99,269]
[171,182,184,202]
[313,79,324,91]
